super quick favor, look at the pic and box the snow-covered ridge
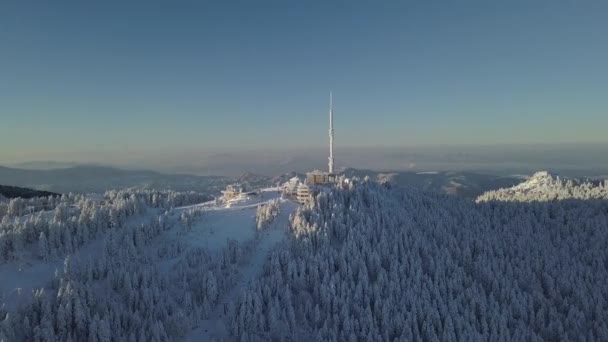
[477,171,608,202]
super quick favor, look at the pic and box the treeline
[0,185,59,200]
[231,179,608,341]
[0,195,62,218]
[255,199,281,231]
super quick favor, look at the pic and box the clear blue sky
[1,0,607,164]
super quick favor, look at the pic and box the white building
[221,184,245,201]
[282,177,301,198]
[296,183,311,204]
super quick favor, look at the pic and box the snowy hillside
[0,187,296,341]
[477,171,608,202]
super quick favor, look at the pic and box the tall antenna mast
[328,91,334,174]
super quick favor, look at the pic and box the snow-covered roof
[225,183,245,191]
[307,170,328,175]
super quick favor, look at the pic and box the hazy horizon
[3,143,608,178]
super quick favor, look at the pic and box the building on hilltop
[282,93,342,204]
[221,184,245,202]
[282,177,301,198]
[281,177,314,204]
[296,183,311,204]
[306,170,339,185]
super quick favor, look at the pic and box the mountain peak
[515,171,556,190]
[530,171,552,180]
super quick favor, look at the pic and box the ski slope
[172,187,286,250]
[181,189,297,341]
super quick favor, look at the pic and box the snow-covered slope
[0,187,296,341]
[477,171,608,202]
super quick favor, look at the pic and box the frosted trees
[179,208,203,231]
[230,179,608,341]
[3,180,608,341]
[0,188,211,263]
[7,198,24,217]
[37,231,49,260]
[255,199,280,231]
[0,198,258,341]
[0,186,224,340]
[477,172,608,202]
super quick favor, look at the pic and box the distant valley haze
[4,143,608,178]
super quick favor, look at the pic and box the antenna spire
[328,91,334,174]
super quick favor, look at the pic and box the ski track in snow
[183,200,296,342]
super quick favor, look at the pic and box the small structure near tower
[282,93,341,204]
[306,170,331,184]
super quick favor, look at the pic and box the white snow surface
[510,171,554,193]
[0,260,59,309]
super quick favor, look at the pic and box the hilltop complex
[281,93,342,204]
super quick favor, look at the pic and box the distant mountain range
[4,163,604,201]
[10,161,87,170]
[0,165,230,194]
[339,168,524,198]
